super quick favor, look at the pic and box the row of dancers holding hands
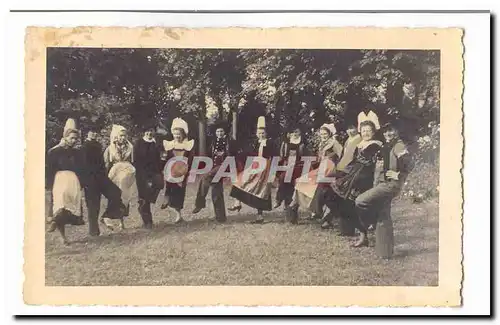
[47,111,412,258]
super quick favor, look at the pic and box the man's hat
[86,125,102,133]
[286,123,302,133]
[142,121,157,132]
[381,119,404,132]
[210,120,230,134]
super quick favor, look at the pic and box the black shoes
[192,207,203,214]
[228,205,242,212]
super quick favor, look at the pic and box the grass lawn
[45,183,438,286]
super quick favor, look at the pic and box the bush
[400,162,439,203]
[400,122,440,203]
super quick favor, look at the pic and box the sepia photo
[24,27,463,307]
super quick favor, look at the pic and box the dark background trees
[46,48,440,155]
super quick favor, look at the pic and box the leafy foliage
[47,48,439,138]
[400,122,440,202]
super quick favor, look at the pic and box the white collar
[142,136,156,143]
[357,139,383,150]
[258,139,267,146]
[163,139,194,151]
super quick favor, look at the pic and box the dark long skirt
[331,163,373,201]
[164,182,188,210]
[275,160,304,206]
[230,158,273,211]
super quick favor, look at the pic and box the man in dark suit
[81,127,124,236]
[133,125,165,229]
[355,121,414,257]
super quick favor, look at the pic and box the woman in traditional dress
[286,123,343,224]
[81,126,125,236]
[316,123,361,230]
[321,120,383,239]
[229,116,276,224]
[103,125,137,231]
[274,126,307,209]
[160,117,195,224]
[133,125,164,229]
[46,119,86,245]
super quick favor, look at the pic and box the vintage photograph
[44,47,440,286]
[23,27,463,306]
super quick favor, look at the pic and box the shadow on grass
[392,247,436,259]
[46,248,88,257]
[60,209,309,249]
[51,212,349,254]
[48,200,438,261]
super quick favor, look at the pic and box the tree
[46,47,165,145]
[46,48,440,156]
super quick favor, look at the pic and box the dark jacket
[46,145,85,189]
[133,138,163,176]
[250,139,276,159]
[133,138,164,201]
[81,139,107,184]
[209,136,237,166]
[279,140,307,159]
[376,138,414,186]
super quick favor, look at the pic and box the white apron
[52,171,83,217]
[108,161,137,206]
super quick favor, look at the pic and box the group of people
[46,108,412,259]
[46,117,192,244]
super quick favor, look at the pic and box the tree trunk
[273,93,284,140]
[218,106,225,121]
[214,96,225,121]
[198,119,207,155]
[228,97,240,140]
[198,94,208,155]
[231,110,238,140]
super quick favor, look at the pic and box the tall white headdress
[63,118,77,136]
[358,109,380,131]
[57,118,79,148]
[171,117,189,135]
[257,116,266,129]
